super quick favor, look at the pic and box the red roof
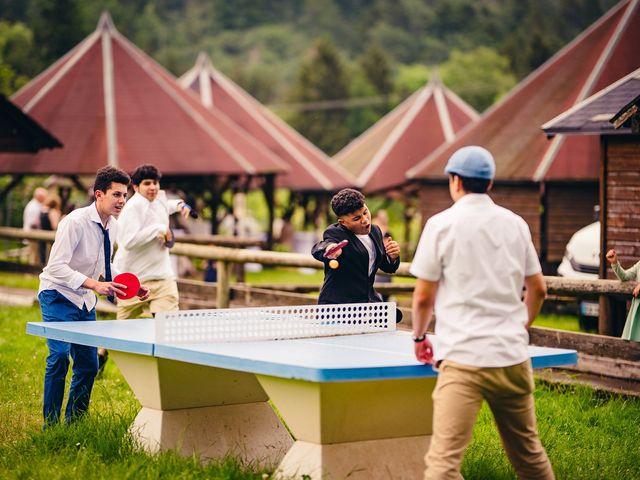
[333,75,478,193]
[408,0,640,183]
[179,53,353,192]
[0,13,288,176]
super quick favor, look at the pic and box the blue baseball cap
[444,146,495,180]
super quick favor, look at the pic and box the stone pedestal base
[132,402,293,466]
[274,435,431,479]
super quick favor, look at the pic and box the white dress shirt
[113,191,183,282]
[23,198,42,230]
[410,194,541,368]
[39,203,120,310]
[356,233,376,276]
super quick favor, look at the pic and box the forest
[0,0,618,154]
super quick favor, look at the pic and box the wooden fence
[1,226,639,393]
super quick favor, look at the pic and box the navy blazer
[311,223,400,305]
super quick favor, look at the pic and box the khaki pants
[424,360,554,480]
[117,278,179,319]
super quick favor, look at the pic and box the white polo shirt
[410,194,541,367]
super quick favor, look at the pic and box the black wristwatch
[412,333,427,343]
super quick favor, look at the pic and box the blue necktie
[97,222,114,303]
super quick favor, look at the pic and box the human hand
[324,242,345,259]
[137,284,150,300]
[94,280,125,298]
[180,203,191,218]
[605,249,618,264]
[384,237,400,260]
[414,336,434,364]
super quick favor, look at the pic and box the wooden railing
[0,226,636,307]
[2,227,639,393]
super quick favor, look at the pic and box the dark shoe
[97,350,109,376]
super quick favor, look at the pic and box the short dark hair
[94,166,130,194]
[131,164,161,186]
[331,188,365,217]
[451,174,491,194]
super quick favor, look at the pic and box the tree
[288,37,351,155]
[0,21,35,95]
[359,43,393,97]
[28,0,87,67]
[440,46,516,113]
[393,63,429,98]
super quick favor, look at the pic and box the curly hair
[93,166,130,194]
[131,164,161,186]
[331,188,365,217]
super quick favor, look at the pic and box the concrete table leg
[111,351,293,465]
[257,375,436,479]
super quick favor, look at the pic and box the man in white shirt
[39,166,149,427]
[113,164,190,320]
[23,187,48,265]
[410,146,553,479]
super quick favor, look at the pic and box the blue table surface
[27,319,578,382]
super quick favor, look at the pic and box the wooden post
[599,136,608,335]
[262,174,275,250]
[216,260,231,308]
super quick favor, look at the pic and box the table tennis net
[155,302,396,344]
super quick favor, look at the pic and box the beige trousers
[116,278,179,319]
[424,359,554,480]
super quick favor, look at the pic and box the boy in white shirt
[39,166,149,427]
[113,164,190,320]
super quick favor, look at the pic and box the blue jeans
[39,290,98,426]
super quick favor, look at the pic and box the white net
[155,302,396,344]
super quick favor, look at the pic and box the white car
[557,221,599,330]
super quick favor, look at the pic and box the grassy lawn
[0,304,639,478]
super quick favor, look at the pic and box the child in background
[605,248,640,341]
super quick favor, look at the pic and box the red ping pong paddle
[113,272,140,300]
[324,239,348,258]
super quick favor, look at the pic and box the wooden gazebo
[0,13,288,242]
[0,94,62,153]
[543,67,640,335]
[179,53,354,231]
[405,0,640,271]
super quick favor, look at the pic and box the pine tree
[289,36,351,155]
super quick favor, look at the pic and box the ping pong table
[27,303,577,480]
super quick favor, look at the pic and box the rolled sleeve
[521,219,542,276]
[410,220,442,281]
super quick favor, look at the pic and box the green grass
[532,314,581,332]
[0,271,40,290]
[1,305,639,479]
[0,305,270,479]
[462,382,640,479]
[245,266,323,285]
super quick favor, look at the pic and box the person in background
[605,248,640,341]
[113,164,190,319]
[38,166,149,428]
[39,194,62,264]
[311,189,402,320]
[23,187,48,265]
[410,146,552,479]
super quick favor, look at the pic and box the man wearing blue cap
[410,146,553,479]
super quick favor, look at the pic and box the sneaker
[97,350,109,376]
